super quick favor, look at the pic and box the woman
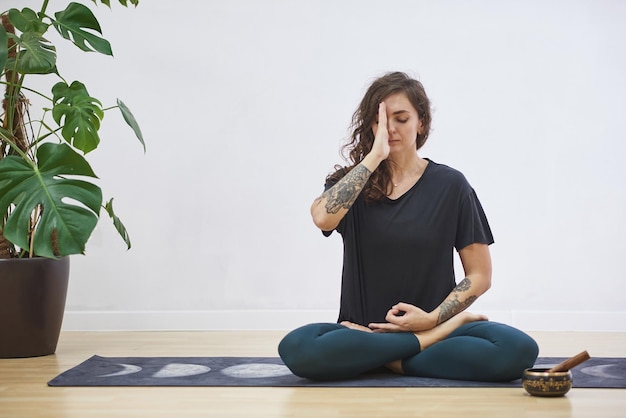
[278,72,538,382]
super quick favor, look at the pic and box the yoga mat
[48,356,626,388]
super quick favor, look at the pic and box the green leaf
[0,143,102,258]
[117,99,145,152]
[104,198,131,249]
[7,8,49,34]
[14,31,57,74]
[116,0,140,6]
[52,81,104,153]
[90,0,140,8]
[0,26,7,73]
[52,2,112,55]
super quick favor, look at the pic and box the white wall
[17,0,625,331]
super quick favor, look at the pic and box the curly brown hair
[328,72,432,202]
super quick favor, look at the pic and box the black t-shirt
[322,159,494,326]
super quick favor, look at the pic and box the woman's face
[372,92,422,154]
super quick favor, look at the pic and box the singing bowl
[522,368,572,397]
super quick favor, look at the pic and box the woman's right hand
[369,102,391,162]
[310,103,389,231]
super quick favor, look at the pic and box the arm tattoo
[321,164,372,214]
[437,277,477,324]
[453,277,472,292]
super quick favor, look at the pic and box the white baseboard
[61,310,339,332]
[61,310,626,332]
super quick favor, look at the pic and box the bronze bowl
[522,368,572,397]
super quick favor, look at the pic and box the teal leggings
[278,321,538,382]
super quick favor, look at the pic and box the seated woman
[278,71,539,382]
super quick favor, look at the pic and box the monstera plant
[0,0,143,358]
[0,0,144,260]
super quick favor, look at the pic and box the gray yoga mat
[48,355,626,388]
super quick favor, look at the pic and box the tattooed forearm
[437,294,478,324]
[322,164,372,214]
[437,278,476,324]
[453,277,472,293]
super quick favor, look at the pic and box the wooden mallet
[548,350,591,373]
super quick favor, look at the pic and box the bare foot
[386,360,403,374]
[340,321,373,333]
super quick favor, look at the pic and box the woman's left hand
[368,302,436,332]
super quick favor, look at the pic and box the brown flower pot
[0,256,70,358]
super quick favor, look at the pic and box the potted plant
[0,0,144,357]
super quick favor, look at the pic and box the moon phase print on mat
[152,363,211,378]
[221,363,292,378]
[94,360,292,380]
[96,362,211,379]
[97,363,143,378]
[580,364,625,380]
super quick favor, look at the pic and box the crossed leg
[341,312,489,374]
[401,320,539,381]
[278,312,525,381]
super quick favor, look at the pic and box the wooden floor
[0,330,625,417]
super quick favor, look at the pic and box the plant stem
[39,0,50,17]
[2,74,23,147]
[0,81,54,103]
[0,132,35,168]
